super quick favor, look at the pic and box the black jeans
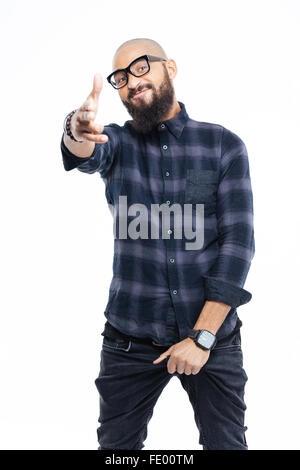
[94,321,248,450]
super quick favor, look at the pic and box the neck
[162,100,181,121]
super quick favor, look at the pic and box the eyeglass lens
[111,58,150,88]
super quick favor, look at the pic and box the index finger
[153,350,171,364]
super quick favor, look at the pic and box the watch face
[197,330,215,349]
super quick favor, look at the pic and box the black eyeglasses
[106,54,167,89]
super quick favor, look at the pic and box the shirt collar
[161,101,189,139]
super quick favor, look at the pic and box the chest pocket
[184,169,218,213]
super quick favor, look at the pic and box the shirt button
[160,123,165,129]
[166,200,170,205]
[173,290,178,295]
[165,171,170,177]
[167,229,172,234]
[169,258,175,263]
[162,145,168,150]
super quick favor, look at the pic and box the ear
[165,58,177,80]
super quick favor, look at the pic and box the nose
[127,74,143,91]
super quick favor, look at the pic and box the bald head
[112,38,168,70]
[111,37,179,134]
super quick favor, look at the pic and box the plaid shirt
[61,101,255,344]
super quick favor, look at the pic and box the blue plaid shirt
[61,101,255,344]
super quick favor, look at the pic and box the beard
[121,66,175,134]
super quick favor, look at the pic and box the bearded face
[121,64,175,134]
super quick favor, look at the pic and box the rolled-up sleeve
[60,123,121,178]
[203,126,255,309]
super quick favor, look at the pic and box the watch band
[188,329,199,340]
[63,109,84,142]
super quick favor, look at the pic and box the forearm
[63,130,95,158]
[61,124,121,175]
[193,300,232,335]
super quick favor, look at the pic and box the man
[60,37,255,450]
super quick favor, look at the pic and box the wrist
[70,112,80,141]
[63,109,84,143]
[193,325,218,335]
[188,329,217,351]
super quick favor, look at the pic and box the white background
[1,0,299,450]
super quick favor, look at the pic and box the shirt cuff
[60,134,94,171]
[203,275,252,309]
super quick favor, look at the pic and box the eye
[117,77,126,85]
[138,65,148,72]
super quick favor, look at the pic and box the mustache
[128,85,152,99]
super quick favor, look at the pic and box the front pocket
[102,336,132,352]
[184,169,218,210]
[213,329,241,351]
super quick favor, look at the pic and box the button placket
[158,124,180,326]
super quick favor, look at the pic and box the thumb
[153,347,172,364]
[90,72,103,101]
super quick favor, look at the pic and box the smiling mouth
[132,88,150,99]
